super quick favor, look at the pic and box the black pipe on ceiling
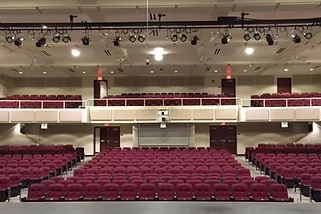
[0,16,321,31]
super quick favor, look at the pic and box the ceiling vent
[160,67,164,71]
[68,68,76,73]
[275,47,286,54]
[152,29,159,36]
[11,69,20,73]
[104,50,112,56]
[213,48,221,55]
[205,67,211,71]
[254,66,262,71]
[41,50,51,57]
[118,67,123,73]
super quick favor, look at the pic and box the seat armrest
[98,195,103,200]
[79,196,84,200]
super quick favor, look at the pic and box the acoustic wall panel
[35,110,59,122]
[59,110,83,122]
[136,109,157,121]
[90,109,113,121]
[193,109,215,120]
[215,108,238,120]
[245,108,269,121]
[295,108,320,121]
[170,109,192,120]
[270,108,295,121]
[113,109,135,121]
[0,110,9,122]
[11,110,35,122]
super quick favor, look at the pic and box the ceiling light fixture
[43,71,47,74]
[151,47,166,61]
[214,70,218,73]
[175,70,178,73]
[310,68,314,71]
[111,71,114,74]
[284,68,288,71]
[71,49,81,57]
[5,35,14,44]
[221,34,230,44]
[19,72,23,74]
[36,37,46,47]
[170,34,178,42]
[62,33,71,43]
[138,34,145,43]
[128,34,136,43]
[304,32,312,40]
[14,37,23,47]
[83,71,86,74]
[81,36,90,45]
[151,70,154,73]
[244,70,247,72]
[243,33,251,41]
[42,25,47,29]
[180,34,187,42]
[52,33,60,43]
[113,36,121,46]
[265,34,274,46]
[292,34,301,43]
[253,32,261,41]
[190,36,199,45]
[245,47,254,55]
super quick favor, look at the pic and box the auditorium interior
[1,0,321,213]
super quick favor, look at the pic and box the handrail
[20,133,41,145]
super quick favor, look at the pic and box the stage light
[52,33,60,43]
[170,34,178,42]
[81,36,90,45]
[153,47,165,61]
[71,49,81,57]
[190,36,199,45]
[243,33,251,41]
[5,35,14,44]
[221,35,230,44]
[304,32,312,39]
[138,34,145,43]
[292,34,301,43]
[36,37,47,47]
[265,34,274,46]
[62,33,71,43]
[245,47,254,55]
[180,34,187,42]
[113,36,121,46]
[128,34,136,43]
[14,38,23,47]
[253,32,261,41]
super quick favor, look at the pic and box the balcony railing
[0,100,86,109]
[242,98,321,107]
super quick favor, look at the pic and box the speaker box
[308,123,313,132]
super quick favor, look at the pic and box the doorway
[93,126,120,153]
[277,78,292,94]
[210,125,237,154]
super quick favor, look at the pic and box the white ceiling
[0,0,321,77]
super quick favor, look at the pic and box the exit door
[210,125,237,154]
[93,126,120,153]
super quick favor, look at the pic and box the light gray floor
[1,202,321,214]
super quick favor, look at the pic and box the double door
[94,126,120,153]
[210,125,237,154]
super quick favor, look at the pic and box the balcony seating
[96,93,236,107]
[0,94,82,109]
[251,92,321,107]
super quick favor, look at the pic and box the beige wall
[7,75,321,101]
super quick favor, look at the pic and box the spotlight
[243,33,251,41]
[180,34,187,42]
[62,33,71,43]
[190,36,199,45]
[138,34,145,43]
[52,33,60,43]
[71,49,81,57]
[221,35,230,44]
[128,34,136,43]
[170,34,178,42]
[14,38,23,47]
[35,37,46,47]
[113,36,121,46]
[292,34,301,43]
[5,35,14,44]
[253,33,261,41]
[265,34,274,46]
[304,32,312,40]
[81,36,90,45]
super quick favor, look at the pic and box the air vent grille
[118,67,123,73]
[213,48,221,55]
[149,13,157,20]
[205,67,211,71]
[254,66,262,71]
[104,50,112,56]
[41,50,51,57]
[68,69,76,73]
[276,47,286,54]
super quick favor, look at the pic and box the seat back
[27,184,46,200]
[65,184,83,200]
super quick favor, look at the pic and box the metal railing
[0,100,86,109]
[242,98,321,107]
[86,97,242,107]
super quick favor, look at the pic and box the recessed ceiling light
[249,64,253,67]
[83,71,86,74]
[42,25,47,29]
[310,68,314,71]
[214,70,218,73]
[151,70,154,73]
[175,70,178,73]
[18,72,22,74]
[71,49,81,57]
[111,71,114,74]
[43,71,46,74]
[244,69,247,72]
[245,47,254,55]
[284,68,288,71]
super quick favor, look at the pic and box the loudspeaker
[308,123,313,132]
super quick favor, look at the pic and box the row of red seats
[4,95,82,100]
[113,92,214,98]
[24,182,292,202]
[0,101,82,109]
[96,97,236,106]
[254,92,321,98]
